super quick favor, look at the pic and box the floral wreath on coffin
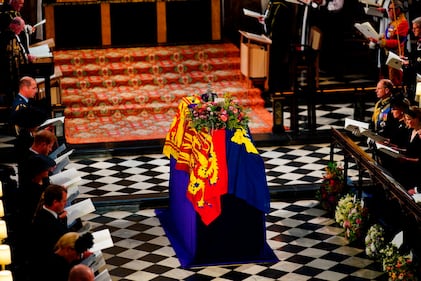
[187,88,250,132]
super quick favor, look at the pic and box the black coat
[44,253,72,281]
[31,208,69,263]
[396,130,421,189]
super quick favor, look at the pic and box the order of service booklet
[354,22,379,39]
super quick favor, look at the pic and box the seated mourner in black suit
[30,184,69,268]
[18,129,57,186]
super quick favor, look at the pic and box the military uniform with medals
[372,96,392,136]
[10,93,47,162]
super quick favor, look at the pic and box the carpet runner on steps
[54,43,274,145]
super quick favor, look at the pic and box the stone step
[54,43,240,65]
[53,43,273,144]
[60,70,244,90]
[64,96,265,117]
[58,57,241,78]
[64,105,273,144]
[62,81,262,109]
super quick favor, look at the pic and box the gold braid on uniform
[372,97,391,130]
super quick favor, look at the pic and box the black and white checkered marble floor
[87,200,385,281]
[67,143,365,201]
[1,101,385,280]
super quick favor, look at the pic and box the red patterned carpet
[54,43,273,144]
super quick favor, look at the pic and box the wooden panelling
[44,0,221,48]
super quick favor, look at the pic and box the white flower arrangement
[335,193,355,227]
[335,193,368,242]
[365,224,385,260]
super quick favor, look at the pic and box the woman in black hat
[44,232,94,281]
[376,94,411,172]
[18,154,56,226]
[14,154,56,277]
[383,94,411,148]
[396,106,421,191]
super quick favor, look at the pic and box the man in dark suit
[18,129,57,186]
[30,185,69,265]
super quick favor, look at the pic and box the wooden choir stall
[330,128,421,268]
[157,95,277,267]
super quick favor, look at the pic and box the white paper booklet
[55,149,74,165]
[52,157,70,175]
[416,82,421,106]
[386,51,403,70]
[354,22,379,39]
[239,30,272,44]
[243,8,264,19]
[65,198,96,227]
[92,255,107,276]
[285,0,312,5]
[344,118,370,132]
[242,8,269,33]
[95,269,111,281]
[33,19,46,28]
[66,184,80,203]
[81,251,107,275]
[413,193,421,203]
[364,6,384,17]
[49,143,67,160]
[391,231,403,248]
[52,149,74,174]
[90,229,114,252]
[39,116,65,129]
[29,44,52,58]
[50,168,82,187]
[375,142,401,157]
[359,0,384,6]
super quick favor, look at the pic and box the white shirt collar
[18,93,28,103]
[43,205,58,219]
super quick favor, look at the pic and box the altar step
[62,83,264,118]
[54,43,273,145]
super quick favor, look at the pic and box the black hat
[74,232,94,254]
[26,154,56,179]
[404,106,421,119]
[390,95,409,110]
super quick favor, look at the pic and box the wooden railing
[331,128,421,268]
[330,128,421,223]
